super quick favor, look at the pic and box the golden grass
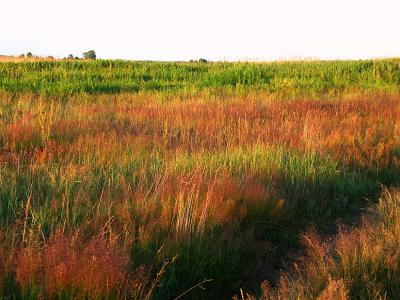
[0,55,56,62]
[1,91,400,298]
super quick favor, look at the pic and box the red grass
[14,231,147,298]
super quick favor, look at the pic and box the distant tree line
[18,50,97,60]
[15,51,211,62]
[66,50,96,60]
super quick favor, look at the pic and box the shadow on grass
[239,156,400,298]
[146,148,400,299]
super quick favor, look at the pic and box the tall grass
[0,59,400,298]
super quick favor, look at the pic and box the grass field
[1,59,400,97]
[1,59,400,299]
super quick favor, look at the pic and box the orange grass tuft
[14,231,147,298]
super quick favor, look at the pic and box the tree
[198,58,208,63]
[68,54,74,59]
[26,52,33,57]
[83,50,96,60]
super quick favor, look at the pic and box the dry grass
[1,91,400,298]
[0,55,56,62]
[14,231,148,299]
[247,189,400,300]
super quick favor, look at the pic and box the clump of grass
[37,98,58,144]
[251,189,400,300]
[12,231,149,299]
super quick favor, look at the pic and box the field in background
[1,59,400,299]
[1,59,400,97]
[0,56,55,63]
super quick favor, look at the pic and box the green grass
[1,59,400,97]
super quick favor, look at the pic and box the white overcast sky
[1,0,399,61]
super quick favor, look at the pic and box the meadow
[1,59,400,97]
[0,59,400,299]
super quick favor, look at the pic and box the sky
[1,0,400,61]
